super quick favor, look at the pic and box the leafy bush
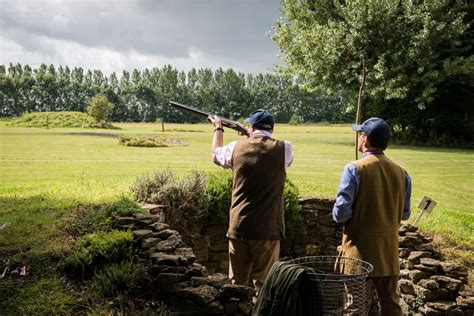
[87,94,114,123]
[283,178,303,230]
[105,196,145,217]
[8,111,118,129]
[288,114,302,125]
[65,230,135,278]
[206,171,233,224]
[90,260,138,298]
[131,169,210,234]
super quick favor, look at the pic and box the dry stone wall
[114,206,255,315]
[114,199,473,315]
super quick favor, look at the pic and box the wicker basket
[287,256,374,315]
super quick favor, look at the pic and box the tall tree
[274,0,473,144]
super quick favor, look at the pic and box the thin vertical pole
[355,59,366,160]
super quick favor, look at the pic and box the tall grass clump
[65,230,135,278]
[131,169,210,234]
[89,260,138,298]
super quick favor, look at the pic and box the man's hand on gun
[208,115,222,128]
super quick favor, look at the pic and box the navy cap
[352,117,390,148]
[245,109,274,130]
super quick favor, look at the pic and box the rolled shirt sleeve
[212,141,236,169]
[332,164,359,223]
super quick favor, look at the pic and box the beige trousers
[228,238,280,296]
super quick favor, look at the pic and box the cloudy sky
[0,0,283,75]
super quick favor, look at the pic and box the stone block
[407,251,432,264]
[220,284,255,301]
[149,222,170,232]
[399,248,411,259]
[153,235,184,252]
[440,261,468,278]
[399,224,418,235]
[418,279,439,290]
[142,203,168,215]
[155,273,186,284]
[399,235,422,248]
[300,197,335,210]
[154,229,180,240]
[150,252,182,266]
[186,263,208,278]
[415,243,434,252]
[176,285,219,305]
[132,229,153,240]
[399,279,416,295]
[416,286,451,301]
[430,275,462,291]
[149,264,187,276]
[426,301,461,312]
[409,269,432,284]
[142,237,160,249]
[456,295,474,309]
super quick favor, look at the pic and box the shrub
[288,114,302,125]
[90,260,138,298]
[206,171,233,224]
[65,230,135,278]
[105,196,145,217]
[87,94,114,123]
[283,178,303,230]
[131,169,210,234]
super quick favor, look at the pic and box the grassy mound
[9,112,117,129]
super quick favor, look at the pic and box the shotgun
[170,101,249,137]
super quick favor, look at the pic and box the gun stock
[170,101,249,137]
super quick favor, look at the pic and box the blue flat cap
[245,109,274,130]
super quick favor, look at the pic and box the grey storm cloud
[0,0,282,74]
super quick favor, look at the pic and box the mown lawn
[0,121,473,312]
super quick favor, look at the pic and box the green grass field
[1,121,472,250]
[0,120,473,313]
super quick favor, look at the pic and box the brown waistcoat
[227,136,286,240]
[341,154,406,277]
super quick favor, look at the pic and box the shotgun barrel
[170,101,249,137]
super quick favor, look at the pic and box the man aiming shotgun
[208,109,294,301]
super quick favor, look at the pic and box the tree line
[0,63,353,124]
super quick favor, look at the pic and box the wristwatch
[214,127,224,133]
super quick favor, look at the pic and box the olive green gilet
[227,136,286,240]
[341,154,406,277]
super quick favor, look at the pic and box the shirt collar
[363,150,384,158]
[251,129,272,137]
